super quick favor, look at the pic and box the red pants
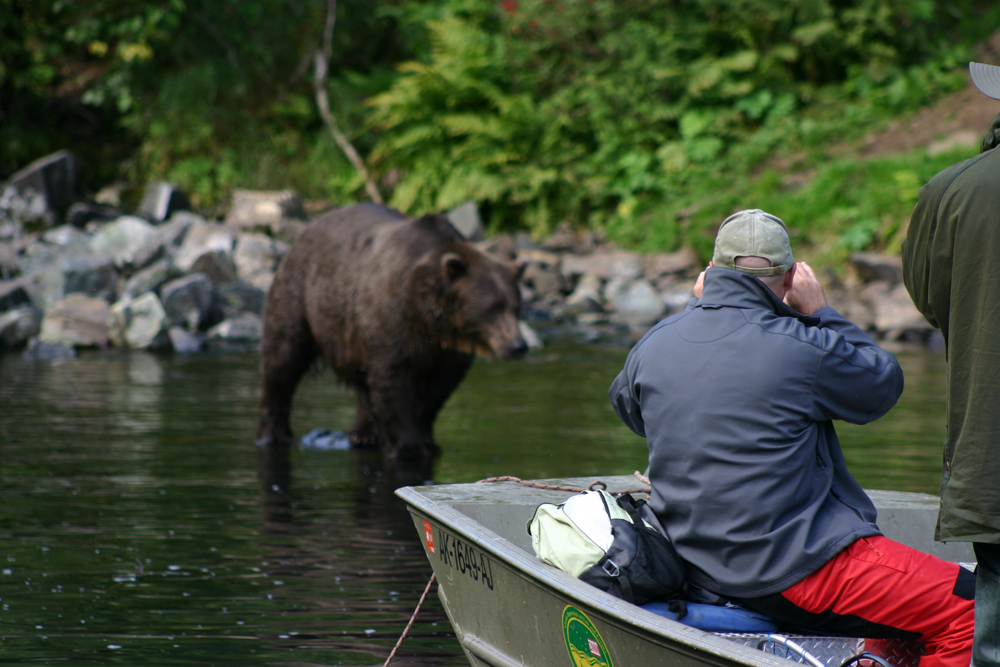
[735,536,975,667]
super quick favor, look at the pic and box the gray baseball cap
[713,209,793,277]
[970,62,1000,100]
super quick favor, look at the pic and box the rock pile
[1,150,939,358]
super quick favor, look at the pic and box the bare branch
[314,0,383,204]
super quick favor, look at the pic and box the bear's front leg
[349,386,383,448]
[365,365,439,463]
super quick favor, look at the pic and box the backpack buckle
[602,559,621,577]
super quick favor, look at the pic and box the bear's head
[410,216,528,360]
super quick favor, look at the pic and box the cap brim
[970,62,1000,101]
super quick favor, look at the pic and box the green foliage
[3,0,999,267]
[368,0,989,243]
[1,0,427,202]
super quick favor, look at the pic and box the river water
[0,337,949,666]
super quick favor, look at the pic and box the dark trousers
[973,542,1000,667]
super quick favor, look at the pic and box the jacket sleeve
[609,358,646,438]
[809,307,904,425]
[901,178,947,332]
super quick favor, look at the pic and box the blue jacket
[609,268,904,597]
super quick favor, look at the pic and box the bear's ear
[442,252,467,281]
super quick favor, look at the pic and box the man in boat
[902,61,1000,667]
[610,208,975,667]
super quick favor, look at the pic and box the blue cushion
[642,601,779,632]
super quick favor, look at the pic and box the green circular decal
[562,605,613,667]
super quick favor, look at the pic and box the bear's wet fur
[257,203,527,464]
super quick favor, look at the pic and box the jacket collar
[697,267,820,326]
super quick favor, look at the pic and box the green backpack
[527,490,688,606]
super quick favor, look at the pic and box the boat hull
[398,476,971,667]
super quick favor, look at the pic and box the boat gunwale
[397,483,795,667]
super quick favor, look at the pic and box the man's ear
[783,262,797,292]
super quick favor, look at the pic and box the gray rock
[518,321,544,350]
[849,253,903,286]
[15,238,59,277]
[538,221,577,252]
[21,248,117,310]
[477,234,517,261]
[225,189,305,229]
[159,211,203,248]
[108,293,171,350]
[217,282,267,317]
[168,326,204,353]
[0,279,32,312]
[611,279,665,327]
[0,306,41,348]
[602,275,631,304]
[189,250,237,286]
[863,281,929,336]
[267,218,308,246]
[7,150,77,224]
[137,182,190,223]
[207,312,262,342]
[43,225,90,249]
[562,249,643,282]
[0,185,48,238]
[88,215,164,270]
[518,249,565,297]
[577,312,610,326]
[173,221,235,273]
[514,231,537,251]
[66,202,120,229]
[233,233,288,292]
[38,293,110,348]
[446,200,484,241]
[160,273,214,331]
[661,286,695,314]
[643,248,699,280]
[0,242,18,279]
[121,258,180,300]
[61,252,117,302]
[564,273,605,314]
[94,182,132,208]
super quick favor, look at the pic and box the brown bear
[256,203,527,463]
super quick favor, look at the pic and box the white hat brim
[970,62,1000,101]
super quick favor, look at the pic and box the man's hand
[784,261,828,315]
[693,267,708,298]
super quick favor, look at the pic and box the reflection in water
[0,350,462,666]
[0,340,950,665]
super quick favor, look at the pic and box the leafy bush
[368,0,991,245]
[3,0,998,264]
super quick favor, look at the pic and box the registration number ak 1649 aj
[424,520,495,591]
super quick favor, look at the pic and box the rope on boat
[382,472,649,664]
[476,472,651,496]
[382,572,436,667]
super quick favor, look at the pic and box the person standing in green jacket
[902,61,1000,667]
